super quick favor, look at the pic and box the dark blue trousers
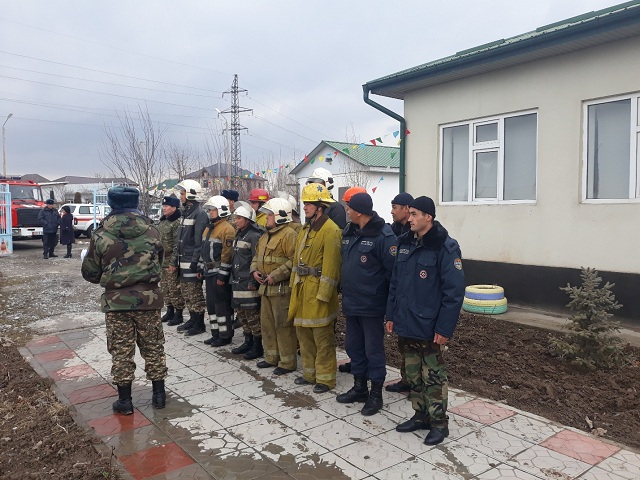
[344,315,387,383]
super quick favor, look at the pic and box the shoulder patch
[389,245,397,256]
[454,258,462,270]
[225,239,233,247]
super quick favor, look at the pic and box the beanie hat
[391,192,413,206]
[221,189,239,202]
[162,195,180,208]
[107,186,139,210]
[61,205,71,214]
[348,192,373,216]
[409,196,436,218]
[45,199,55,205]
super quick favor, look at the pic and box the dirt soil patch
[336,313,640,450]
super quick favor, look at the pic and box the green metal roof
[153,179,180,190]
[324,141,400,169]
[365,0,640,99]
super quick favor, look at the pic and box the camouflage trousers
[296,321,336,389]
[161,268,185,309]
[261,294,297,371]
[404,339,448,427]
[397,336,407,383]
[105,309,168,385]
[237,308,261,336]
[179,279,205,314]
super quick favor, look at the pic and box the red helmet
[248,188,270,202]
[342,186,367,203]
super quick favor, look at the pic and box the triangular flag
[319,156,324,162]
[326,152,332,157]
[376,137,382,143]
[359,143,366,149]
[286,164,290,168]
[379,177,384,182]
[304,155,309,162]
[343,148,350,153]
[250,174,254,178]
[405,129,411,135]
[390,152,396,159]
[370,139,377,146]
[397,140,401,146]
[393,131,399,138]
[274,168,278,173]
[351,145,358,149]
[334,151,339,156]
[280,165,284,169]
[372,187,377,193]
[310,158,316,164]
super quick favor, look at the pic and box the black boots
[424,427,449,445]
[336,375,369,404]
[185,312,206,336]
[338,362,352,373]
[361,382,384,416]
[176,312,196,332]
[64,246,72,258]
[243,335,263,360]
[112,383,133,415]
[396,412,432,432]
[167,309,183,326]
[211,335,233,347]
[161,306,175,323]
[385,379,411,392]
[232,334,253,355]
[152,380,166,409]
[204,330,219,345]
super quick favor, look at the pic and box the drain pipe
[362,85,406,192]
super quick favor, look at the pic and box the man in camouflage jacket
[81,186,168,415]
[158,195,185,325]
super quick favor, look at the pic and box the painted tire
[462,297,508,307]
[462,303,508,315]
[465,285,505,300]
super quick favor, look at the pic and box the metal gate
[0,183,12,255]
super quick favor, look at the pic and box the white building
[291,141,400,223]
[364,2,640,320]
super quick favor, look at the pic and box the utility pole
[3,113,13,176]
[219,75,252,190]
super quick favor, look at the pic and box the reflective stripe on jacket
[230,223,262,309]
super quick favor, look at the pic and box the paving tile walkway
[22,324,640,480]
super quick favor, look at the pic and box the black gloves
[189,262,198,273]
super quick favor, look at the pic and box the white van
[60,203,111,237]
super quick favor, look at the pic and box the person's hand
[385,321,393,334]
[216,279,224,286]
[252,271,265,284]
[189,262,198,273]
[433,333,449,345]
[168,265,176,273]
[265,274,275,285]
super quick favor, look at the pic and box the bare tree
[341,157,373,190]
[248,153,298,199]
[100,105,166,215]
[164,140,200,181]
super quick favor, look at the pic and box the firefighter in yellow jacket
[289,183,342,393]
[251,198,298,375]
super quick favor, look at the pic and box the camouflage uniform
[404,339,447,424]
[81,212,167,384]
[158,208,184,309]
[251,224,298,370]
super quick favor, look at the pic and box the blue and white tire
[464,284,505,301]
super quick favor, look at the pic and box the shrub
[549,267,629,370]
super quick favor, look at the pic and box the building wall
[294,154,399,223]
[404,35,640,276]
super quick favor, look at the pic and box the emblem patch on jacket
[226,239,233,247]
[454,258,462,270]
[389,245,397,256]
[360,255,367,263]
[419,269,428,279]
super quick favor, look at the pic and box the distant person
[247,188,270,228]
[38,199,60,259]
[158,195,185,325]
[59,205,75,258]
[81,186,167,415]
[386,196,465,446]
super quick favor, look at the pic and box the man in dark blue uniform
[385,196,465,445]
[336,193,396,416]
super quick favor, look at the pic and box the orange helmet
[342,186,367,203]
[248,188,270,202]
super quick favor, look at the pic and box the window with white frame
[584,95,640,200]
[441,111,537,203]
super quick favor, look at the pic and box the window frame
[581,93,640,204]
[439,110,538,205]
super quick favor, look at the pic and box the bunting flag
[343,148,350,153]
[304,155,309,162]
[393,131,399,138]
[370,139,377,146]
[359,143,366,149]
[372,186,377,194]
[334,150,338,156]
[390,152,396,159]
[376,137,382,144]
[319,156,324,162]
[406,129,411,135]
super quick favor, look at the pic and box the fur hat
[391,192,413,206]
[409,196,436,218]
[107,186,139,210]
[45,199,55,205]
[221,189,239,202]
[162,195,180,208]
[348,192,373,216]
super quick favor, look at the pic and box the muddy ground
[1,239,639,480]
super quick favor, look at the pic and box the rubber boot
[204,330,219,345]
[167,309,184,326]
[361,381,384,416]
[232,334,253,355]
[176,312,196,332]
[151,380,166,409]
[336,375,369,404]
[112,383,133,415]
[185,312,206,336]
[161,306,175,323]
[243,335,263,360]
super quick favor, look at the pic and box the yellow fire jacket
[250,224,297,297]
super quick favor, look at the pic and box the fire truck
[0,176,45,239]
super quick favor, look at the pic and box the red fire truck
[0,176,46,239]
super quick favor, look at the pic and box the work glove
[189,262,198,273]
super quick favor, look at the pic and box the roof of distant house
[51,175,138,185]
[185,163,266,181]
[365,0,640,99]
[19,173,50,183]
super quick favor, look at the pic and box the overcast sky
[0,0,625,180]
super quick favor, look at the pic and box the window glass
[475,151,498,199]
[504,114,537,200]
[78,206,91,214]
[475,123,498,143]
[442,125,469,201]
[586,100,630,199]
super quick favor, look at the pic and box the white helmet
[307,167,334,190]
[234,204,256,222]
[277,191,299,215]
[202,195,230,217]
[175,179,203,201]
[260,198,292,224]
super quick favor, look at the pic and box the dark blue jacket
[38,207,61,234]
[341,212,397,317]
[386,221,465,341]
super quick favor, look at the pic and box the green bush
[549,267,630,370]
